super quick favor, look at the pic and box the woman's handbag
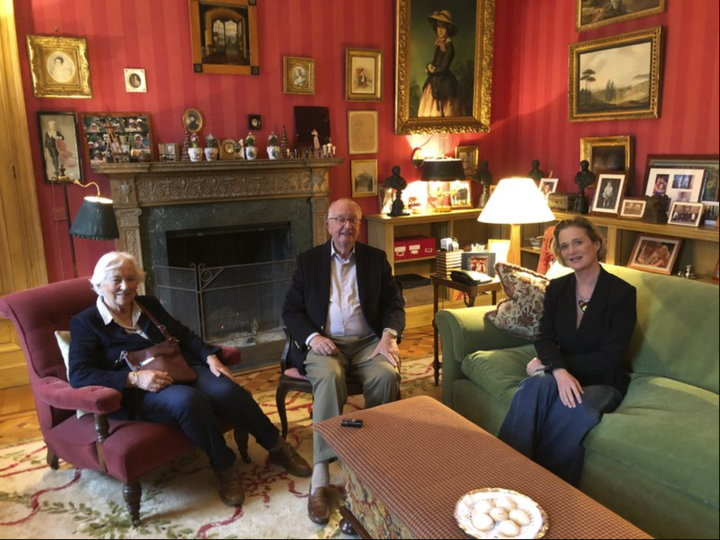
[121,305,198,384]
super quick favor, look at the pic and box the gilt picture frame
[283,56,315,95]
[581,135,633,177]
[394,0,495,135]
[577,0,666,33]
[455,145,479,177]
[36,112,84,184]
[348,110,378,155]
[26,35,92,99]
[346,48,382,102]
[351,159,379,197]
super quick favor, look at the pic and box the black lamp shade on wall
[69,197,120,240]
[421,158,465,181]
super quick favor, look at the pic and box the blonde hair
[552,217,607,266]
[90,251,145,294]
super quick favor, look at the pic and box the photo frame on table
[628,235,682,276]
[81,112,154,164]
[455,145,479,177]
[283,56,315,95]
[644,168,706,203]
[348,110,378,155]
[644,154,719,203]
[189,0,259,75]
[619,198,646,220]
[591,173,626,215]
[351,160,378,198]
[124,68,147,93]
[26,35,92,98]
[346,48,382,101]
[703,202,719,227]
[488,238,511,265]
[668,202,704,228]
[576,0,666,33]
[569,27,663,122]
[450,180,472,209]
[36,112,84,184]
[158,143,179,162]
[539,178,559,200]
[394,0,495,135]
[461,251,496,277]
[580,136,632,176]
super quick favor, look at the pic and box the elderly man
[283,198,405,524]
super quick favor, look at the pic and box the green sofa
[436,264,719,540]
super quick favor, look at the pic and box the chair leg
[276,382,290,439]
[233,429,251,463]
[46,446,59,470]
[123,481,142,527]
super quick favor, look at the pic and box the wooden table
[431,273,503,385]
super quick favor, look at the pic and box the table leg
[433,282,440,386]
[340,506,369,538]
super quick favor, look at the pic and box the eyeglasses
[327,217,360,226]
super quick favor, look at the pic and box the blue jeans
[119,364,279,471]
[498,372,623,485]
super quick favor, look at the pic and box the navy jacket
[535,267,637,394]
[282,241,405,374]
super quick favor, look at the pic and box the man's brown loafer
[269,442,312,477]
[307,486,331,524]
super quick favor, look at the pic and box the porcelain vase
[188,147,203,162]
[204,147,219,161]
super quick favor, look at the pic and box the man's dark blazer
[282,241,406,374]
[535,266,637,394]
[69,296,220,395]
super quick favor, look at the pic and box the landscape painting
[577,0,666,32]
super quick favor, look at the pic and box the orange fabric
[537,226,556,275]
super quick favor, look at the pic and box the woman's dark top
[424,40,461,102]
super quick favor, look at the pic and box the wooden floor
[0,326,436,448]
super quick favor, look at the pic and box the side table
[431,273,503,386]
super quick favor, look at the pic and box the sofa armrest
[35,377,123,415]
[436,306,529,410]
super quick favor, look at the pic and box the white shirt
[96,297,150,340]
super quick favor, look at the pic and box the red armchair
[0,277,246,525]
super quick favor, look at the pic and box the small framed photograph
[703,202,719,227]
[36,111,84,183]
[283,56,315,95]
[348,110,378,155]
[158,143,179,162]
[488,239,511,266]
[668,202,704,228]
[346,48,382,102]
[591,173,626,215]
[450,180,472,209]
[645,168,705,203]
[619,198,647,220]
[26,35,92,99]
[351,159,378,197]
[455,145,479,177]
[461,251,496,277]
[628,235,682,276]
[124,68,146,93]
[81,112,154,164]
[182,108,203,134]
[539,178,559,200]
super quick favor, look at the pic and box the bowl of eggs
[454,488,548,539]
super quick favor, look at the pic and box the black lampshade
[421,158,465,181]
[69,197,120,240]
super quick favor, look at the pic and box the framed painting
[591,173,626,215]
[580,135,632,176]
[619,198,646,220]
[183,108,204,133]
[644,154,719,203]
[351,159,378,197]
[628,235,682,275]
[124,68,147,93]
[455,145,479,177]
[577,0,666,33]
[346,48,382,102]
[348,110,378,155]
[569,27,663,122]
[36,112,84,184]
[283,56,315,95]
[189,0,259,75]
[394,0,495,135]
[668,202,704,228]
[26,35,92,99]
[461,251,496,276]
[644,168,705,204]
[81,112,154,164]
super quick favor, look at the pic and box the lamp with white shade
[478,177,555,265]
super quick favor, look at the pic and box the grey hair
[90,251,145,294]
[328,198,363,219]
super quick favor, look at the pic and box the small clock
[220,139,236,160]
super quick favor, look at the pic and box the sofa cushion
[461,344,536,405]
[585,374,719,508]
[54,331,90,418]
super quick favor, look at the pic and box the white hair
[90,251,145,294]
[328,198,363,219]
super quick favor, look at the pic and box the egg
[489,507,509,522]
[471,512,495,532]
[498,519,521,537]
[495,496,517,511]
[474,500,495,514]
[509,508,531,526]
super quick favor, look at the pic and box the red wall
[14,0,720,282]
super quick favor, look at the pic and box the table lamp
[478,177,555,265]
[422,158,465,212]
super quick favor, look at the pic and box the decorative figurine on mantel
[384,165,408,217]
[311,129,321,157]
[280,126,290,159]
[267,132,280,159]
[472,160,493,208]
[527,160,546,184]
[234,139,245,160]
[573,160,595,214]
[181,129,191,161]
[245,132,257,160]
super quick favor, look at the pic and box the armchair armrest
[219,346,241,367]
[35,377,123,415]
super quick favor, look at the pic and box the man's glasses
[327,217,360,226]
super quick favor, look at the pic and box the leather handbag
[121,305,198,384]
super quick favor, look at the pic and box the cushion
[54,331,90,418]
[484,263,549,340]
[461,344,536,404]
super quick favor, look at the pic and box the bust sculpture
[527,160,546,183]
[573,160,596,214]
[384,166,408,217]
[472,160,493,208]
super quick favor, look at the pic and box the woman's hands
[526,357,545,376]
[553,368,584,408]
[207,354,235,381]
[128,370,173,393]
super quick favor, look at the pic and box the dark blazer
[69,296,220,394]
[535,266,637,394]
[282,241,405,374]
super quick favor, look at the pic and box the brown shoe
[269,443,312,477]
[216,466,245,506]
[307,486,331,524]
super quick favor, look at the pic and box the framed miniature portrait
[283,57,315,95]
[36,112,84,184]
[645,168,706,204]
[619,198,647,220]
[158,143,179,162]
[346,48,382,102]
[348,110,378,155]
[539,178,559,200]
[351,159,378,198]
[124,68,147,93]
[581,136,632,176]
[81,112,154,164]
[189,0,259,75]
[668,202,704,228]
[461,251,496,277]
[183,108,203,134]
[450,180,472,209]
[455,145,479,177]
[628,235,682,276]
[591,173,626,215]
[577,0,666,33]
[569,27,663,122]
[26,35,92,98]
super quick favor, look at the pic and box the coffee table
[315,396,651,539]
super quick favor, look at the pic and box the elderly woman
[69,252,311,506]
[498,217,637,485]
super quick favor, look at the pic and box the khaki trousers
[304,334,400,463]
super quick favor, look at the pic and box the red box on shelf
[394,236,436,261]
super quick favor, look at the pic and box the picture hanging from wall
[26,35,92,99]
[81,112,154,164]
[347,110,378,155]
[351,159,378,197]
[576,0,666,32]
[346,48,382,101]
[283,57,315,95]
[36,112,84,184]
[580,135,632,176]
[124,68,147,93]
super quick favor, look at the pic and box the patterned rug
[0,357,437,539]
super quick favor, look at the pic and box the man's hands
[128,370,173,393]
[207,354,235,381]
[309,335,340,357]
[369,332,401,369]
[553,368,584,408]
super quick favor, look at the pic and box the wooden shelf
[395,255,436,264]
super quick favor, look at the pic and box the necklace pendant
[578,299,589,313]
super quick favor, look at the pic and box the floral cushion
[484,262,549,340]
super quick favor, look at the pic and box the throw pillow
[54,331,90,418]
[484,262,550,340]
